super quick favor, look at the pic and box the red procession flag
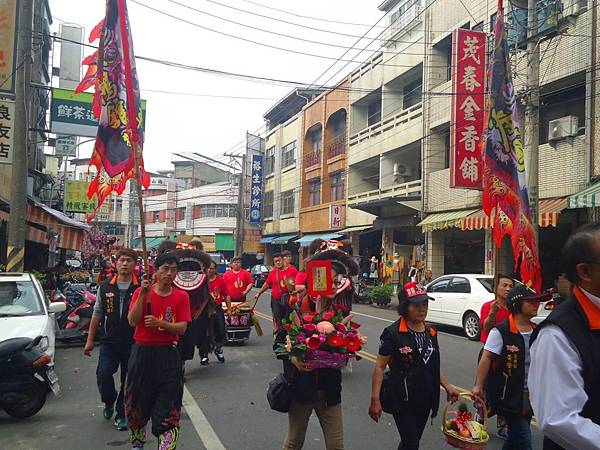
[76,0,150,222]
[482,0,542,291]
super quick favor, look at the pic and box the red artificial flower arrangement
[276,309,368,369]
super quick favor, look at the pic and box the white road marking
[351,311,394,323]
[183,385,226,450]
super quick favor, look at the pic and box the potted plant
[368,284,394,307]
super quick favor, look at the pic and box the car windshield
[476,277,494,293]
[209,253,225,264]
[0,281,44,317]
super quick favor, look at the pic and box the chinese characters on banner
[450,29,487,189]
[329,204,343,228]
[0,100,15,165]
[0,0,18,95]
[249,155,263,224]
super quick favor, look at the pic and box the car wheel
[463,311,481,341]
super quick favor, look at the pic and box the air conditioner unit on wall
[393,162,412,178]
[548,116,579,141]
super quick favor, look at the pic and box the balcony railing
[327,135,346,159]
[384,4,421,42]
[304,150,321,168]
[347,179,422,205]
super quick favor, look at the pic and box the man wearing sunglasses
[529,223,600,450]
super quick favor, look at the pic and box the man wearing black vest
[472,284,550,450]
[529,223,600,449]
[85,248,140,431]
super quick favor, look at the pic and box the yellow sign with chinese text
[64,180,97,213]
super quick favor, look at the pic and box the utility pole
[524,0,540,236]
[224,153,247,257]
[6,0,33,272]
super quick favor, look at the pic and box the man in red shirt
[478,273,514,439]
[222,256,253,302]
[207,261,231,363]
[254,252,298,333]
[125,252,191,450]
[480,274,514,343]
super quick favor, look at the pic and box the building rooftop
[263,87,326,129]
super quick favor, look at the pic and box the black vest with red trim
[486,315,532,415]
[530,289,600,450]
[385,317,441,417]
[98,275,139,345]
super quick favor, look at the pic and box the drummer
[222,256,253,303]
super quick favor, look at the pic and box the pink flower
[296,333,307,344]
[323,311,335,321]
[316,321,335,335]
[303,323,317,333]
[327,335,344,348]
[307,334,321,350]
[303,315,314,323]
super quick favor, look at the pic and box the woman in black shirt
[369,282,459,450]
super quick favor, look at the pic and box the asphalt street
[1,288,544,449]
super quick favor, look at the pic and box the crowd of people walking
[79,223,600,449]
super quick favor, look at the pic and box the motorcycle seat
[0,337,33,359]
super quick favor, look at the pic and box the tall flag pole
[482,0,542,291]
[76,0,150,273]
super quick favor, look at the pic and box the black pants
[392,409,431,450]
[96,342,131,419]
[124,344,183,440]
[212,304,226,348]
[271,295,289,334]
[178,306,211,361]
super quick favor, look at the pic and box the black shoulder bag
[267,373,293,413]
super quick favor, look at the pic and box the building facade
[420,0,592,287]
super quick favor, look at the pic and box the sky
[49,0,385,172]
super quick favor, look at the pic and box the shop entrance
[444,229,485,274]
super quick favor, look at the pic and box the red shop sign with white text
[450,29,487,189]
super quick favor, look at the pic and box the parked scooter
[55,287,97,343]
[0,336,60,419]
[353,272,374,304]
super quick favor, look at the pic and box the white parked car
[0,273,66,362]
[424,274,551,341]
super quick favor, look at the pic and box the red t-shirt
[130,287,192,345]
[480,300,510,343]
[266,266,298,299]
[208,275,228,304]
[295,271,307,286]
[222,269,252,301]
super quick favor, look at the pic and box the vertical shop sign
[0,100,15,164]
[249,154,263,224]
[0,0,19,95]
[450,29,487,189]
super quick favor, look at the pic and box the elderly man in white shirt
[528,223,600,450]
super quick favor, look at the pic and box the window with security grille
[263,191,274,218]
[199,204,237,218]
[308,179,321,206]
[282,141,296,169]
[280,190,294,215]
[265,146,275,175]
[330,172,345,201]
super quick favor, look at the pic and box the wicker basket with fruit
[442,393,489,449]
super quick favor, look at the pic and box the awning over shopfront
[0,208,47,245]
[294,233,343,247]
[339,225,373,233]
[28,201,89,251]
[260,235,276,244]
[417,209,478,232]
[568,182,600,209]
[131,236,164,250]
[461,197,567,230]
[270,234,299,245]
